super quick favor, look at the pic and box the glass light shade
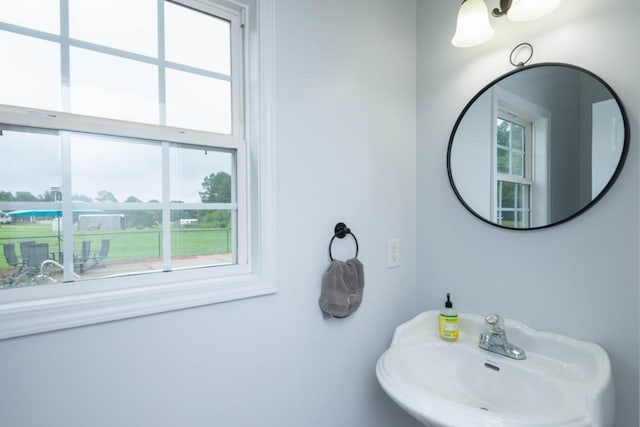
[451,0,495,48]
[507,0,562,22]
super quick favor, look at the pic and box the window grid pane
[0,30,61,110]
[496,181,531,228]
[0,129,238,288]
[0,0,60,34]
[497,119,526,177]
[69,47,160,124]
[0,1,235,135]
[164,1,231,75]
[69,0,158,57]
[165,68,232,134]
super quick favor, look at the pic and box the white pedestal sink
[376,311,614,427]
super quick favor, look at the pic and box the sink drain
[479,407,489,411]
[484,361,500,371]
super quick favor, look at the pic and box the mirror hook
[509,42,533,68]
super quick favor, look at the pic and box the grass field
[0,223,231,271]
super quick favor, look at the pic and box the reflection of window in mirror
[492,88,551,228]
[495,115,531,228]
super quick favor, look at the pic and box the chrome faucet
[478,313,526,360]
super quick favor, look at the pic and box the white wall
[449,90,493,218]
[0,1,418,426]
[417,1,639,427]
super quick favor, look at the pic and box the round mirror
[447,63,629,230]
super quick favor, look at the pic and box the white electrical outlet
[387,238,400,268]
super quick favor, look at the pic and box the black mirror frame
[446,62,630,231]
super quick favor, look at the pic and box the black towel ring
[329,222,359,261]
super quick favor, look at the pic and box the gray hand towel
[319,258,364,318]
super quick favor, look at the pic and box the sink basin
[376,311,614,427]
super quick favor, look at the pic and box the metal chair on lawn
[3,243,21,274]
[90,238,111,269]
[74,240,91,273]
[25,243,50,273]
[19,240,36,268]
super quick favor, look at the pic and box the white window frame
[494,113,533,227]
[0,0,276,340]
[491,87,550,228]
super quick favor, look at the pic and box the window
[495,115,532,228]
[0,0,276,339]
[492,87,550,229]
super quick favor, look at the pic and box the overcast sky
[0,129,231,203]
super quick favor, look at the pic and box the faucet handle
[484,313,504,333]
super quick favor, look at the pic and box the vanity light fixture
[451,0,562,48]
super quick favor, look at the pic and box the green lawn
[0,223,231,271]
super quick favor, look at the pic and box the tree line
[0,172,232,229]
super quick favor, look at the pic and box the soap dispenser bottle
[439,293,459,341]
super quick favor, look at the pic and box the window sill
[0,270,276,340]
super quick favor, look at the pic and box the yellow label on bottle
[439,314,458,341]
